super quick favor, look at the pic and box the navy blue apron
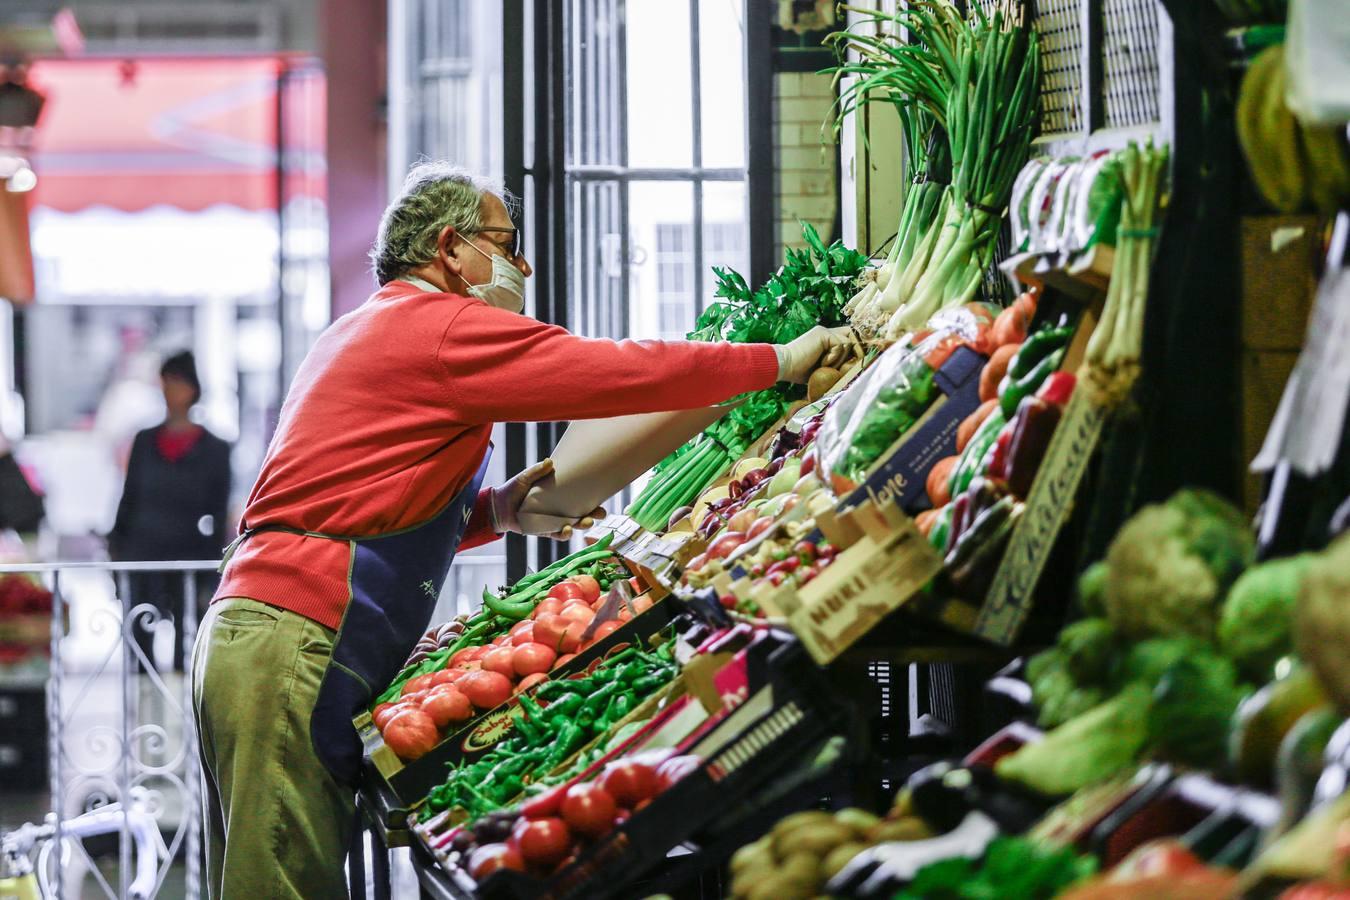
[225,449,491,784]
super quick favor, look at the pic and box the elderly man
[191,161,851,896]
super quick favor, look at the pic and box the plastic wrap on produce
[817,303,997,486]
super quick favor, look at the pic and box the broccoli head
[1147,652,1246,768]
[1076,560,1109,617]
[1102,489,1255,641]
[1057,617,1119,684]
[1218,555,1312,681]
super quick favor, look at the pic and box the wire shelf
[1102,0,1162,129]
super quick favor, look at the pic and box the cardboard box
[756,499,943,665]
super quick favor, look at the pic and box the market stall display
[346,2,1350,897]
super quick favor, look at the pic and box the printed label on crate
[461,706,520,753]
[977,389,1109,644]
[841,346,986,517]
[789,516,944,664]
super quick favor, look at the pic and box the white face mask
[463,239,526,314]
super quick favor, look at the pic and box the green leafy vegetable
[897,836,1097,899]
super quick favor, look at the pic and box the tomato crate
[469,638,846,900]
[358,592,683,816]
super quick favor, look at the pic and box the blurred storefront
[14,55,326,554]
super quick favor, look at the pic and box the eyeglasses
[475,225,522,259]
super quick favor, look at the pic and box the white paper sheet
[515,403,742,534]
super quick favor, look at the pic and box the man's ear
[438,225,463,277]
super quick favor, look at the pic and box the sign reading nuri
[976,389,1110,644]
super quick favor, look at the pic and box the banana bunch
[1237,45,1350,214]
[1213,0,1287,24]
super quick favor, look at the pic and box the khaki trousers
[191,598,354,899]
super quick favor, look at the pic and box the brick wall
[774,71,838,260]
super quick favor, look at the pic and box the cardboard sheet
[515,403,742,534]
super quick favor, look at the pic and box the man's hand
[773,325,860,384]
[489,458,606,541]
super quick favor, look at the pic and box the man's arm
[437,303,781,425]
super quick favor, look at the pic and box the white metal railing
[0,554,506,899]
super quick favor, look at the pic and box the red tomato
[532,597,565,619]
[401,689,429,706]
[532,613,567,648]
[372,702,407,730]
[428,668,460,687]
[421,685,473,728]
[381,708,439,761]
[510,624,536,646]
[509,619,534,638]
[533,614,581,654]
[512,642,557,676]
[560,783,618,838]
[457,670,514,710]
[514,672,549,695]
[599,761,659,808]
[615,608,633,624]
[450,647,484,667]
[570,574,602,603]
[401,673,435,696]
[552,653,576,670]
[590,620,623,643]
[631,595,653,614]
[547,581,587,603]
[655,754,701,791]
[454,660,482,672]
[510,817,572,869]
[520,785,566,820]
[628,576,643,592]
[481,646,518,679]
[467,843,524,880]
[559,604,595,627]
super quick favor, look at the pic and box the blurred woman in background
[110,350,231,673]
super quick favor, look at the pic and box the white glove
[489,459,606,541]
[773,325,860,384]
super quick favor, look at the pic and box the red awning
[25,56,324,213]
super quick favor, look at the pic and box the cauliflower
[1295,533,1350,713]
[1218,555,1313,680]
[1102,489,1254,641]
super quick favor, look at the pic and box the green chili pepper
[542,721,583,771]
[630,672,669,695]
[1000,347,1066,419]
[582,682,620,717]
[544,692,585,724]
[605,693,634,728]
[949,409,1007,499]
[1008,325,1073,380]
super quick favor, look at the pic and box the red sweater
[218,280,780,630]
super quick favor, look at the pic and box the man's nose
[516,256,533,278]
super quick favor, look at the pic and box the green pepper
[1000,347,1066,419]
[582,682,620,717]
[543,692,585,724]
[949,409,1007,499]
[631,672,669,695]
[542,721,584,772]
[614,661,647,685]
[1008,325,1073,380]
[928,503,954,553]
[605,693,634,728]
[497,774,524,802]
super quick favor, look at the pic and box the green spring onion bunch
[825,1,1041,339]
[625,224,868,531]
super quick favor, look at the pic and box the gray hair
[369,161,518,286]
